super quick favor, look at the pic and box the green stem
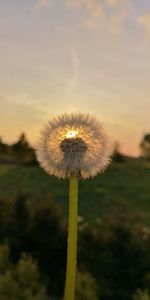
[64,176,78,300]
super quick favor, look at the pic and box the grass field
[0,162,150,225]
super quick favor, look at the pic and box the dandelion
[36,113,111,179]
[35,112,112,300]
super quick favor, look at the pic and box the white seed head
[35,113,112,179]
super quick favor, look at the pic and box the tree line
[0,133,36,165]
[0,132,150,165]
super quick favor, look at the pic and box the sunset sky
[0,0,150,156]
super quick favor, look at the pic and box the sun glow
[66,130,79,139]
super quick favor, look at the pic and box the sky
[0,0,150,156]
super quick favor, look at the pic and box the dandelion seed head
[35,113,112,179]
[66,130,79,139]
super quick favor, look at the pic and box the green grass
[0,162,150,225]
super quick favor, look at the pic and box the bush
[133,290,150,300]
[0,244,49,300]
[0,193,66,298]
[78,220,150,300]
[0,191,150,300]
[75,271,99,300]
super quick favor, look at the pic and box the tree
[11,133,36,165]
[0,193,66,298]
[140,134,150,160]
[112,142,125,163]
[0,244,49,300]
[11,133,30,153]
[0,137,8,153]
[78,220,150,300]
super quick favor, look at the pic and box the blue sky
[0,0,150,155]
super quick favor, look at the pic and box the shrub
[133,290,150,300]
[75,271,99,300]
[0,193,66,298]
[78,220,150,300]
[0,244,49,300]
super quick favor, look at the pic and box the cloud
[65,48,80,96]
[34,0,49,11]
[34,0,132,31]
[106,0,120,6]
[109,14,123,33]
[64,0,82,8]
[109,7,130,33]
[1,94,48,117]
[138,14,150,44]
[106,0,131,7]
[65,0,132,31]
[83,0,104,20]
[106,0,125,6]
[65,0,105,28]
[0,95,48,144]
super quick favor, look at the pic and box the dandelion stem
[64,176,78,300]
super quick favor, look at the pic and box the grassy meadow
[0,161,150,225]
[0,161,150,300]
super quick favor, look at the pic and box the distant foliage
[0,137,8,153]
[0,133,37,165]
[140,134,150,160]
[0,244,49,300]
[11,133,37,165]
[11,133,30,153]
[112,142,125,163]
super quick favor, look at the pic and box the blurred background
[0,0,150,299]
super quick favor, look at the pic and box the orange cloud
[64,0,82,8]
[106,0,131,7]
[65,0,131,31]
[109,7,130,33]
[34,0,49,11]
[109,14,123,33]
[34,0,132,32]
[139,14,150,44]
[84,0,105,28]
[106,0,120,6]
[65,0,105,28]
[106,0,122,6]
